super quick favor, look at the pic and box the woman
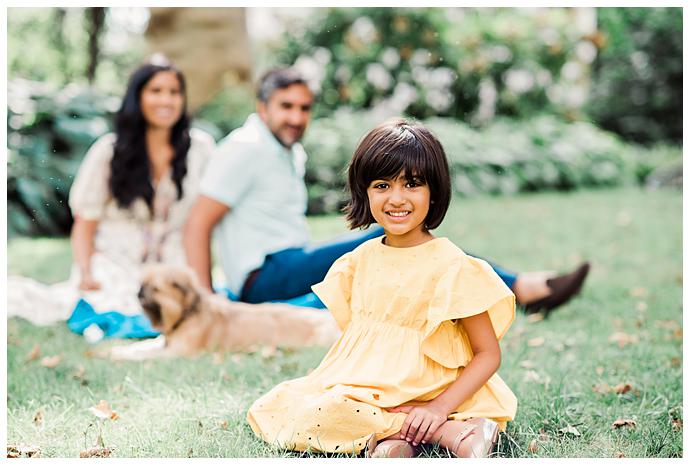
[8,60,215,324]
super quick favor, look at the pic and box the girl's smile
[367,173,433,247]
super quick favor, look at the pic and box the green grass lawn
[6,187,682,458]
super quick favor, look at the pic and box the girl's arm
[389,311,501,446]
[70,216,101,290]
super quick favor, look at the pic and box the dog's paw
[108,336,167,361]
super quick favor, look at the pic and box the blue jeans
[239,225,518,307]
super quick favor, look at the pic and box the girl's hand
[389,402,450,446]
[78,274,101,291]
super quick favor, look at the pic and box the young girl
[247,119,517,458]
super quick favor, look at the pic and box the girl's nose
[388,187,405,205]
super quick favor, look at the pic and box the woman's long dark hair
[109,62,191,213]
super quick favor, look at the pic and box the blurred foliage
[275,7,681,145]
[275,8,595,122]
[302,110,681,214]
[587,8,682,144]
[7,80,119,237]
[194,84,256,138]
[7,7,146,95]
[6,80,218,238]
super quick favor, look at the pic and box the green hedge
[302,110,680,214]
[7,81,680,236]
[273,7,681,146]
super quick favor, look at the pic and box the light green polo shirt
[199,113,310,295]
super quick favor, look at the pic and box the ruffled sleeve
[68,134,116,221]
[311,252,355,331]
[422,254,515,369]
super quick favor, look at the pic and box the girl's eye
[405,179,423,188]
[374,183,388,189]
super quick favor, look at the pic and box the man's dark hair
[256,68,309,102]
[344,118,452,231]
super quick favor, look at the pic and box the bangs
[345,118,451,230]
[361,135,431,186]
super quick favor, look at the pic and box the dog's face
[138,265,203,334]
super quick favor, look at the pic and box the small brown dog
[109,264,340,360]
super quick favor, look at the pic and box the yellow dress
[247,237,517,454]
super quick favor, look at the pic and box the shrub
[302,110,681,214]
[587,8,682,144]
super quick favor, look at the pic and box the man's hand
[387,401,450,446]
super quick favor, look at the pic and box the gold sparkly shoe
[451,418,499,458]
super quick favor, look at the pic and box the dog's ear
[158,294,183,334]
[160,268,201,332]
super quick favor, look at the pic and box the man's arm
[183,195,230,292]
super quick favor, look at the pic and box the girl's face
[367,172,432,248]
[140,71,184,130]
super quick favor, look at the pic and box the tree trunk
[86,7,106,84]
[52,8,70,84]
[145,7,252,112]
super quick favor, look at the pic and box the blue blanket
[66,291,326,340]
[67,299,159,339]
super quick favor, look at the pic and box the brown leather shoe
[523,262,590,316]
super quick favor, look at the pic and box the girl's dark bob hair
[344,118,451,230]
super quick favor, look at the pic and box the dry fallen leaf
[528,439,539,453]
[25,344,41,362]
[527,313,544,323]
[218,420,229,430]
[654,320,680,330]
[596,366,605,375]
[538,428,549,441]
[527,336,545,347]
[615,452,625,458]
[261,345,278,359]
[592,382,611,394]
[520,360,536,369]
[609,332,639,348]
[616,211,632,227]
[40,355,61,368]
[522,370,550,385]
[558,425,581,437]
[73,365,86,380]
[212,352,224,365]
[629,287,648,298]
[670,357,681,367]
[612,418,636,429]
[80,447,112,458]
[7,444,41,458]
[33,410,44,428]
[671,418,682,431]
[88,400,119,420]
[613,383,633,395]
